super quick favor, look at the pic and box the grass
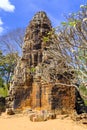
[80,85,87,95]
[84,100,87,106]
[79,85,87,106]
[0,85,8,97]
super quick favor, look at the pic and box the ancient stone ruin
[6,11,85,114]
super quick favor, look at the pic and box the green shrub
[0,84,8,97]
[79,85,87,106]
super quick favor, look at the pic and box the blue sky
[0,0,87,35]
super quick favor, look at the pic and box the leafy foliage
[0,77,4,88]
[41,4,87,99]
[0,84,8,97]
[0,50,19,88]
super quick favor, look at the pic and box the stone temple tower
[22,11,52,67]
[6,11,77,113]
[7,11,52,109]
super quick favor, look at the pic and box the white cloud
[0,0,15,34]
[0,18,4,34]
[0,0,15,12]
[0,26,4,34]
[0,18,3,25]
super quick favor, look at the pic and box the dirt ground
[0,113,87,130]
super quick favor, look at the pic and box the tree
[0,28,25,55]
[0,28,25,88]
[41,4,87,98]
[0,77,4,88]
[0,50,19,88]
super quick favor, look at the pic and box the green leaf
[43,36,49,42]
[61,22,67,26]
[30,67,36,72]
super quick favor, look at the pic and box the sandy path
[0,114,87,130]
